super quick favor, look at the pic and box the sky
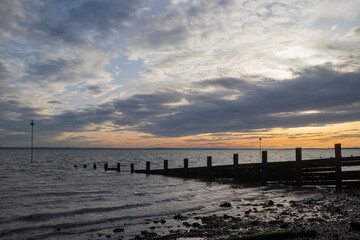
[0,0,360,149]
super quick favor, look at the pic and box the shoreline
[127,187,360,240]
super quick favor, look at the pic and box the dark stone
[192,222,201,228]
[160,219,166,224]
[220,202,232,207]
[250,220,260,226]
[174,214,188,221]
[304,229,318,237]
[280,223,289,228]
[267,200,274,206]
[182,222,191,227]
[277,203,284,207]
[350,222,360,230]
[113,228,124,233]
[106,235,111,238]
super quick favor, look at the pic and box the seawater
[1,148,359,239]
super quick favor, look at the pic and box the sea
[1,148,359,240]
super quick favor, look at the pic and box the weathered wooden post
[117,163,121,172]
[104,163,108,171]
[296,148,302,186]
[130,163,134,173]
[184,158,189,177]
[262,151,268,184]
[146,161,150,174]
[93,163,96,169]
[335,143,342,189]
[233,153,239,180]
[207,156,212,178]
[164,160,168,175]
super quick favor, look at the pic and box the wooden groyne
[132,144,360,189]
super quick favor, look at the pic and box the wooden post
[130,163,134,173]
[164,160,168,173]
[335,143,342,189]
[93,163,96,169]
[146,161,150,174]
[296,148,302,186]
[184,158,189,177]
[262,151,267,184]
[233,153,239,180]
[117,163,121,172]
[207,156,212,178]
[104,163,108,171]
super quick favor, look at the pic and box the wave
[23,190,113,197]
[0,205,205,239]
[1,203,152,224]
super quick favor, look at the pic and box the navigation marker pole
[30,120,35,163]
[259,137,262,161]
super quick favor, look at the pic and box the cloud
[13,66,357,140]
[31,0,145,46]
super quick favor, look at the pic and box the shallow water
[0,148,359,239]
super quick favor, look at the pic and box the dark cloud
[1,66,360,146]
[32,0,144,45]
[0,61,8,80]
[37,67,360,137]
[47,100,63,104]
[84,85,103,95]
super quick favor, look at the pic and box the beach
[126,187,360,240]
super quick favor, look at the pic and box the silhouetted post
[146,161,150,174]
[233,153,239,180]
[262,151,268,184]
[30,120,35,163]
[184,158,189,177]
[259,137,262,161]
[117,163,121,172]
[335,143,342,189]
[130,164,134,173]
[164,160,168,174]
[207,156,212,178]
[104,163,108,171]
[296,148,302,186]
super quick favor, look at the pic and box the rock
[220,202,232,207]
[160,219,166,224]
[245,209,251,215]
[182,221,191,227]
[304,229,318,237]
[350,222,360,230]
[106,234,111,238]
[174,214,188,221]
[192,222,201,228]
[113,228,124,233]
[267,200,274,206]
[280,222,289,228]
[277,204,284,207]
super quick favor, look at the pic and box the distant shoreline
[0,147,359,150]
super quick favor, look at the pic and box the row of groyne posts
[76,144,360,189]
[131,144,360,189]
[77,162,121,172]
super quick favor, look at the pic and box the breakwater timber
[131,144,360,189]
